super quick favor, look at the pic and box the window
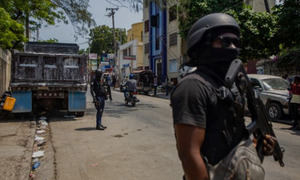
[123,49,127,56]
[155,37,160,50]
[141,31,143,41]
[169,59,177,73]
[128,47,132,56]
[169,5,177,22]
[151,14,159,27]
[144,43,149,54]
[169,32,178,47]
[144,20,149,32]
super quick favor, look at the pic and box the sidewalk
[0,116,35,180]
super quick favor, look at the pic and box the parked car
[248,74,290,121]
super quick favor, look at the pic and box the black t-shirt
[171,78,213,128]
[91,79,107,97]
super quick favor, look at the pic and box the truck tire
[75,112,85,117]
[267,102,282,121]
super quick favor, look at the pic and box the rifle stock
[225,59,285,167]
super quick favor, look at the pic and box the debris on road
[32,162,41,170]
[32,151,44,158]
[30,116,51,178]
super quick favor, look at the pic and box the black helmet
[95,70,102,80]
[187,13,240,63]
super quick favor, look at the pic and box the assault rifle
[225,59,285,167]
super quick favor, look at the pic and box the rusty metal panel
[16,56,39,80]
[25,42,79,54]
[11,50,87,88]
[43,56,58,80]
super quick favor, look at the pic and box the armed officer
[90,70,107,130]
[171,13,276,180]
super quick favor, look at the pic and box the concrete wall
[0,48,11,95]
[245,0,276,12]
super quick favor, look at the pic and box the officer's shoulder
[179,73,211,88]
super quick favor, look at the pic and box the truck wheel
[75,112,85,117]
[267,102,282,121]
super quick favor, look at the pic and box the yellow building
[127,22,144,69]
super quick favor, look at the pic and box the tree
[273,0,300,49]
[89,25,126,56]
[0,0,95,39]
[0,7,26,49]
[39,38,59,43]
[178,0,278,61]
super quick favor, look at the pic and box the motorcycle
[125,91,139,107]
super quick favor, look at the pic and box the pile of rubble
[29,116,49,179]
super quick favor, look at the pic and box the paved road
[46,90,300,180]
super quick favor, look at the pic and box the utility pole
[106,7,119,66]
[264,0,270,13]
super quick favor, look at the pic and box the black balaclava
[95,71,102,81]
[194,29,240,80]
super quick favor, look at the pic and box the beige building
[0,48,11,95]
[166,2,182,84]
[142,2,150,69]
[127,22,144,69]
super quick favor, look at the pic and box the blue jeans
[96,96,105,126]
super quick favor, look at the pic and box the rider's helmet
[186,13,240,65]
[129,74,135,79]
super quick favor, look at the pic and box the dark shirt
[171,70,248,165]
[126,79,137,92]
[91,79,107,97]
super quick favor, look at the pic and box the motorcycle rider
[124,74,137,103]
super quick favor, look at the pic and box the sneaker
[96,126,105,130]
[100,125,107,129]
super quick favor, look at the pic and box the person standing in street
[105,75,113,101]
[90,70,107,130]
[153,75,158,96]
[289,76,300,130]
[171,13,276,180]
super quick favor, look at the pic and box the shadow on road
[103,102,159,118]
[74,127,97,131]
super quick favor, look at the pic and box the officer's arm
[90,81,96,102]
[175,124,209,180]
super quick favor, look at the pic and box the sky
[39,0,143,49]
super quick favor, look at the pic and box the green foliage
[51,0,95,38]
[0,7,26,49]
[178,0,243,38]
[0,0,95,40]
[38,38,59,43]
[89,25,126,56]
[227,6,279,60]
[276,47,300,67]
[273,0,300,49]
[178,0,279,61]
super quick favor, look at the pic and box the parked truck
[9,42,87,116]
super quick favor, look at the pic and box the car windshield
[262,78,289,90]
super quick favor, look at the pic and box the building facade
[0,48,11,95]
[127,22,144,69]
[118,40,138,79]
[143,1,167,85]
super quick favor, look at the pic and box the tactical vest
[175,69,249,165]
